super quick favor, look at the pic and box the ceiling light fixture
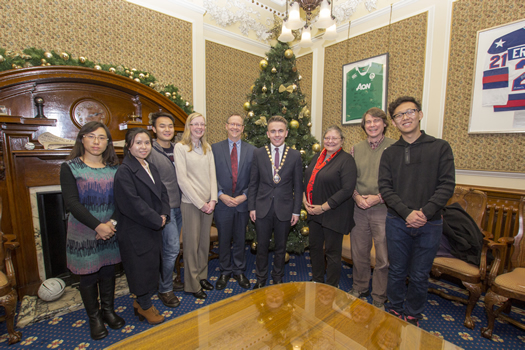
[278,0,337,46]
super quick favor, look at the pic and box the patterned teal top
[61,158,121,274]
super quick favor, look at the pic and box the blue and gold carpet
[1,246,524,349]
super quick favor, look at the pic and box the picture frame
[342,53,389,125]
[468,19,525,134]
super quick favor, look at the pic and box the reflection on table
[108,282,461,350]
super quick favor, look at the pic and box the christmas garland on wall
[0,48,194,115]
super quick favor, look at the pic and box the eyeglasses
[393,108,419,121]
[227,123,243,128]
[190,123,206,127]
[83,134,108,142]
[323,137,341,142]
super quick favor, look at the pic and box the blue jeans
[159,207,182,293]
[385,214,442,319]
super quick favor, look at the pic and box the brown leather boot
[134,303,164,325]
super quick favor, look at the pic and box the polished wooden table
[108,282,462,349]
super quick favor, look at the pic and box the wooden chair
[481,197,525,339]
[341,234,376,267]
[429,186,505,329]
[0,198,22,345]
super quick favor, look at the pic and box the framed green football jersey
[342,54,389,125]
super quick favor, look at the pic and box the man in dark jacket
[147,112,183,308]
[378,96,455,326]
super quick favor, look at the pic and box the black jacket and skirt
[114,155,170,301]
[304,150,357,287]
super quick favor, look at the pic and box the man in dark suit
[248,115,303,288]
[212,114,255,290]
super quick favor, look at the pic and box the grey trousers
[181,202,214,293]
[350,204,389,303]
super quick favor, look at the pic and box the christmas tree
[243,42,320,254]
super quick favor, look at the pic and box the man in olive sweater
[349,107,395,311]
[378,96,455,327]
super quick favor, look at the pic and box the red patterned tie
[231,143,238,195]
[274,147,279,176]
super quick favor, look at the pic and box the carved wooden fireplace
[0,66,187,298]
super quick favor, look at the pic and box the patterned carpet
[1,245,524,349]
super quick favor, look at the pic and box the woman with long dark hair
[114,128,170,325]
[60,121,124,340]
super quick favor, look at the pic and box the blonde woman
[174,113,218,299]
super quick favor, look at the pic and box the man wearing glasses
[349,107,395,311]
[378,96,455,327]
[212,114,255,290]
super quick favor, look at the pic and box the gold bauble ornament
[251,242,258,250]
[44,51,53,59]
[282,107,288,114]
[134,78,140,82]
[305,109,311,117]
[79,56,86,63]
[300,209,307,220]
[129,75,134,79]
[24,62,32,68]
[300,227,309,236]
[271,67,277,74]
[285,252,290,263]
[46,63,51,66]
[109,67,116,73]
[300,149,306,155]
[0,55,5,63]
[139,73,145,79]
[250,85,255,92]
[307,122,312,127]
[131,68,137,72]
[60,52,69,60]
[259,59,268,70]
[293,84,297,91]
[284,49,294,59]
[94,65,102,70]
[149,82,155,88]
[298,75,302,80]
[125,69,130,74]
[290,120,299,129]
[243,101,251,111]
[312,143,321,152]
[185,101,190,106]
[165,92,172,98]
[262,85,267,93]
[41,58,47,64]
[11,64,17,69]
[264,56,269,61]
[248,111,255,118]
[292,66,297,72]
[16,65,22,69]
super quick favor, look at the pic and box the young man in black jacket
[378,96,455,326]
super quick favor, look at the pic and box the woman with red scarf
[303,125,357,287]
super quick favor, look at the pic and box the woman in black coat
[114,128,170,325]
[303,125,357,287]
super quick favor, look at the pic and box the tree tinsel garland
[0,47,193,115]
[243,42,320,254]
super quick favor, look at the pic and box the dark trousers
[309,221,344,287]
[255,203,290,283]
[215,205,249,276]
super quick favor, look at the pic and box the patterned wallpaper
[0,0,193,102]
[443,0,525,172]
[296,53,313,108]
[323,13,428,150]
[205,41,262,145]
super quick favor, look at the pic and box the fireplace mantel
[0,66,187,298]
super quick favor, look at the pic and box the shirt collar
[368,134,385,150]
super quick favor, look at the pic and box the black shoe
[79,284,108,340]
[173,278,184,292]
[253,281,265,289]
[99,277,125,330]
[158,291,180,308]
[272,279,282,285]
[193,289,207,299]
[200,279,214,291]
[216,274,230,290]
[233,274,251,289]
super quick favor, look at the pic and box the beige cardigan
[174,142,218,209]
